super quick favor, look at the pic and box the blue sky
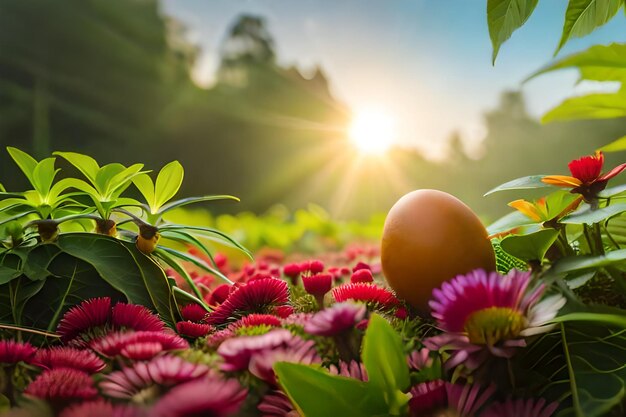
[163,0,626,158]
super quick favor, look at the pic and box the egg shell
[381,189,496,311]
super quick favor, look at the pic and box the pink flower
[481,398,558,417]
[111,303,165,332]
[218,329,294,372]
[207,278,289,326]
[273,305,295,318]
[151,377,247,417]
[332,283,399,310]
[236,314,282,328]
[60,400,145,417]
[258,390,300,417]
[407,348,432,371]
[300,260,324,274]
[57,297,111,342]
[304,302,366,336]
[180,304,208,323]
[350,269,373,283]
[33,347,105,374]
[248,337,320,384]
[176,321,212,338]
[409,381,494,417]
[282,263,301,279]
[206,284,231,306]
[25,369,97,402]
[90,331,188,359]
[328,360,368,381]
[425,269,565,370]
[100,355,210,399]
[352,261,371,272]
[408,380,447,416]
[0,340,35,364]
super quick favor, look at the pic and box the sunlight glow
[348,108,396,154]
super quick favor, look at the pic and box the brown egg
[381,189,495,311]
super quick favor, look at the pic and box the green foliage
[558,0,623,53]
[492,239,529,273]
[275,314,411,417]
[500,229,559,262]
[487,0,538,64]
[484,175,550,195]
[601,135,626,152]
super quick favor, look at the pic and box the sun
[348,108,396,155]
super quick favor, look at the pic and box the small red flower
[302,273,333,297]
[111,303,165,332]
[542,151,626,200]
[206,283,231,306]
[282,263,301,282]
[33,347,105,374]
[206,278,289,326]
[352,261,371,272]
[25,369,98,402]
[180,304,208,323]
[300,260,325,274]
[332,283,399,309]
[57,297,111,342]
[90,331,188,359]
[350,269,374,283]
[236,314,282,328]
[273,305,295,318]
[176,321,213,338]
[0,340,36,364]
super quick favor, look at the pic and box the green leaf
[7,147,37,187]
[94,163,125,196]
[106,163,145,197]
[552,312,626,328]
[158,224,252,259]
[132,173,156,212]
[557,0,622,54]
[275,362,387,417]
[500,229,560,261]
[32,158,58,197]
[154,246,233,285]
[600,134,626,152]
[484,175,550,196]
[549,249,626,275]
[362,314,411,413]
[159,195,240,214]
[486,211,539,236]
[487,0,539,64]
[53,152,100,183]
[598,184,626,198]
[542,92,626,123]
[155,161,184,211]
[492,239,529,273]
[561,203,626,224]
[0,265,21,285]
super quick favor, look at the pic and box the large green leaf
[542,92,626,122]
[32,158,58,196]
[487,0,539,63]
[500,229,560,261]
[132,173,156,213]
[275,362,388,417]
[557,0,623,54]
[56,233,175,326]
[561,203,626,224]
[7,147,37,187]
[484,175,551,196]
[53,151,100,183]
[600,134,626,152]
[362,314,411,414]
[486,211,540,236]
[549,249,626,275]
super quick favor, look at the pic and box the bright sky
[163,0,626,159]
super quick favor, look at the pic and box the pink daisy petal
[25,369,97,402]
[57,297,111,342]
[33,347,105,374]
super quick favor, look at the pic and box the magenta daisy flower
[100,355,210,400]
[180,304,208,323]
[425,269,565,370]
[247,337,320,385]
[25,369,97,402]
[258,390,300,417]
[151,377,247,417]
[332,283,399,310]
[176,321,213,338]
[0,340,36,364]
[236,314,282,328]
[300,260,324,274]
[481,398,558,417]
[57,297,111,342]
[206,278,290,326]
[409,381,494,417]
[90,331,188,359]
[407,348,432,371]
[33,346,105,374]
[218,329,295,372]
[60,400,146,417]
[111,303,165,332]
[302,273,332,297]
[274,305,295,318]
[304,302,366,336]
[206,283,231,306]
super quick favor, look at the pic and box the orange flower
[508,197,549,222]
[542,151,625,200]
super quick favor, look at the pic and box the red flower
[237,314,282,328]
[542,151,626,200]
[176,321,212,338]
[329,360,369,381]
[282,263,301,278]
[111,303,165,332]
[0,340,35,364]
[273,305,295,318]
[350,269,374,283]
[206,278,289,326]
[90,331,188,359]
[302,273,332,297]
[304,302,366,336]
[332,283,399,309]
[33,347,105,374]
[25,369,97,402]
[152,377,247,417]
[206,283,231,306]
[352,261,371,272]
[180,303,208,323]
[57,297,111,342]
[300,260,325,274]
[258,390,298,417]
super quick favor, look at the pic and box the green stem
[592,223,605,255]
[603,222,621,250]
[560,323,583,417]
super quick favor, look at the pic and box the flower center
[463,307,525,345]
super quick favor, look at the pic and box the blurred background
[1,0,625,228]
